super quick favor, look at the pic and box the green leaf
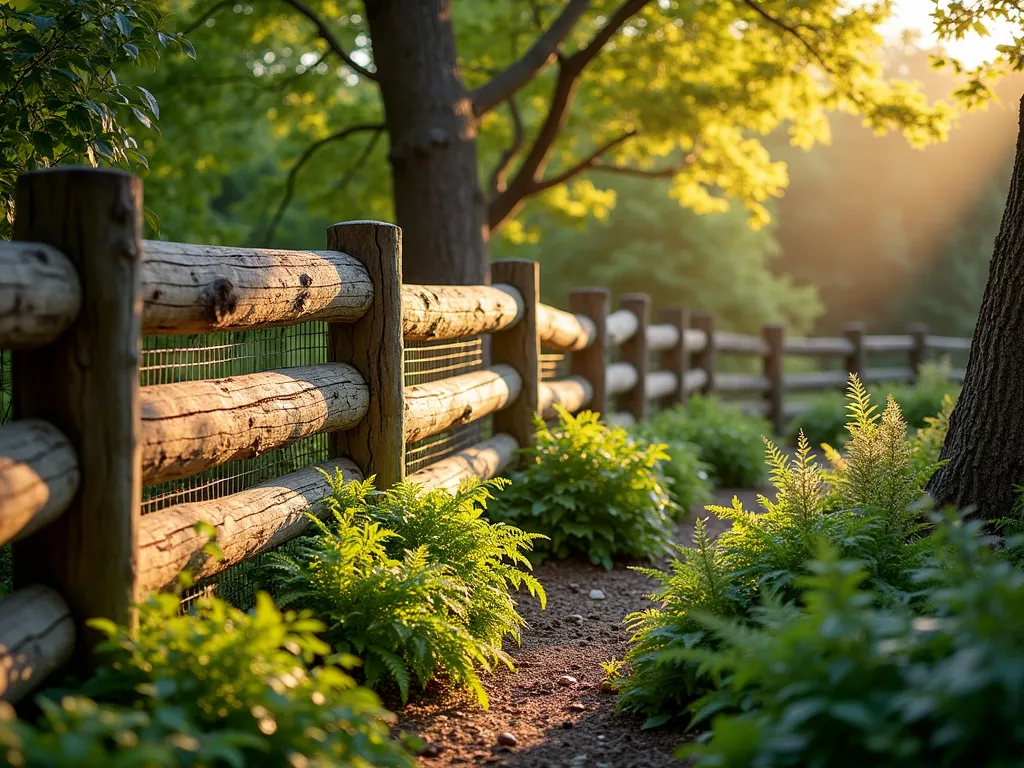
[113,11,133,37]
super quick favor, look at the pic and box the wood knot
[299,273,313,287]
[31,248,49,264]
[202,278,238,325]
[293,290,310,313]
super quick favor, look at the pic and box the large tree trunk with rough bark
[364,0,488,285]
[928,96,1024,520]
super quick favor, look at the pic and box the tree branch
[263,123,384,245]
[488,98,525,195]
[530,131,636,192]
[278,0,377,81]
[184,0,233,34]
[471,0,591,117]
[487,0,651,231]
[740,0,832,74]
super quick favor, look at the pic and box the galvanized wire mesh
[541,351,567,381]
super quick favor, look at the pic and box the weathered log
[405,364,522,443]
[783,370,849,391]
[863,335,914,353]
[0,585,74,703]
[715,373,771,393]
[606,361,639,396]
[783,336,856,356]
[539,376,594,418]
[402,283,523,340]
[606,308,639,346]
[683,367,709,394]
[684,328,708,354]
[0,242,80,349]
[0,420,79,547]
[646,323,681,352]
[861,366,915,384]
[406,433,519,493]
[140,364,368,484]
[140,241,373,334]
[537,303,597,352]
[927,335,971,353]
[644,370,679,400]
[138,459,362,593]
[606,411,636,427]
[714,331,770,356]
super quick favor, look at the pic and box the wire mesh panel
[541,352,567,381]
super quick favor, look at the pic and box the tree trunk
[928,95,1024,520]
[364,0,488,285]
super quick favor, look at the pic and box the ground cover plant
[614,378,947,728]
[639,397,771,488]
[267,472,545,707]
[490,407,676,570]
[0,592,414,767]
[630,422,714,513]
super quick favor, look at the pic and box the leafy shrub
[640,397,771,488]
[0,592,414,767]
[682,515,1024,768]
[268,472,544,707]
[630,422,714,512]
[789,361,961,448]
[615,379,945,727]
[490,407,676,569]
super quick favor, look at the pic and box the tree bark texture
[928,97,1024,520]
[364,0,488,284]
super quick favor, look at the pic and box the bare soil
[395,489,760,768]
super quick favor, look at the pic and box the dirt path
[396,489,760,768]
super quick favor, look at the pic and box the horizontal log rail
[0,420,79,548]
[861,366,916,384]
[606,411,636,427]
[606,308,639,346]
[140,241,373,334]
[606,361,639,396]
[138,459,362,593]
[863,335,915,353]
[537,303,597,352]
[715,373,771,393]
[0,242,81,349]
[0,585,74,703]
[783,370,850,391]
[406,433,519,494]
[141,364,368,484]
[539,376,593,418]
[646,323,680,352]
[714,331,770,356]
[783,336,855,356]
[684,367,709,393]
[645,370,679,399]
[402,283,523,341]
[404,364,522,443]
[683,328,708,354]
[927,335,972,353]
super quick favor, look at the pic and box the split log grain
[140,241,373,333]
[404,364,522,443]
[539,376,594,418]
[0,420,79,547]
[402,283,523,340]
[138,459,362,593]
[0,585,74,703]
[140,364,368,484]
[0,242,80,349]
[406,434,519,494]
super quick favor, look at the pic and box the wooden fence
[0,168,970,704]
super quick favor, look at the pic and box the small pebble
[420,743,444,758]
[567,614,584,626]
[569,582,581,591]
[497,732,518,747]
[568,702,587,712]
[588,589,606,600]
[557,675,578,686]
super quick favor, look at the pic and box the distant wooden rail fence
[0,168,970,703]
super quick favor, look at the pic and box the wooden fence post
[11,168,144,660]
[570,287,609,416]
[619,294,651,422]
[762,324,784,435]
[661,306,689,408]
[908,322,929,380]
[692,312,716,395]
[491,260,540,449]
[843,321,865,383]
[326,222,405,488]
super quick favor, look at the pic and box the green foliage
[490,407,676,570]
[0,592,413,767]
[681,515,1024,767]
[788,362,961,448]
[0,0,191,237]
[616,380,945,727]
[631,420,714,512]
[640,397,772,489]
[267,472,544,707]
